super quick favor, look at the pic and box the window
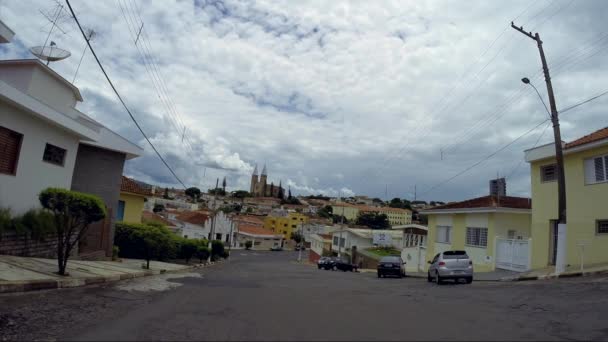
[0,126,23,175]
[597,220,608,235]
[436,225,451,243]
[541,164,557,182]
[291,225,296,228]
[216,233,222,240]
[333,236,339,245]
[466,227,488,247]
[42,143,66,166]
[116,200,125,221]
[584,155,608,185]
[340,237,345,247]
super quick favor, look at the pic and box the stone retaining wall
[0,231,78,258]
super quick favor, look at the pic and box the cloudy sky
[1,0,607,201]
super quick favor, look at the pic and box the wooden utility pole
[512,22,567,272]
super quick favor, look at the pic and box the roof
[565,127,608,149]
[392,224,428,231]
[333,228,403,239]
[233,215,265,226]
[238,224,281,237]
[0,59,83,101]
[120,176,153,196]
[422,195,531,214]
[142,211,176,227]
[176,211,210,225]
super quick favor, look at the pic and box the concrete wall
[0,101,79,214]
[530,144,608,269]
[71,144,125,257]
[119,193,145,223]
[0,231,77,258]
[236,234,281,250]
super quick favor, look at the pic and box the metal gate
[495,238,531,272]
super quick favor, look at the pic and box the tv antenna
[29,2,72,65]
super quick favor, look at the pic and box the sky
[1,0,607,202]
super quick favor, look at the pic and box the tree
[389,198,413,210]
[317,205,333,218]
[163,187,170,199]
[356,212,390,230]
[277,182,284,199]
[372,198,383,204]
[211,240,225,260]
[180,239,198,263]
[208,188,226,196]
[153,204,165,213]
[231,190,251,199]
[245,240,253,250]
[291,231,303,244]
[39,188,106,275]
[222,177,227,192]
[270,183,275,196]
[195,245,210,263]
[185,187,201,202]
[288,187,292,200]
[331,214,347,224]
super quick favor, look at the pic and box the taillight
[438,261,445,266]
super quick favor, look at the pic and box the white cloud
[2,0,607,201]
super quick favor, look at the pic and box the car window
[442,251,469,259]
[431,254,440,263]
[380,256,400,263]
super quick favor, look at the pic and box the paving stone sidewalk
[0,255,217,293]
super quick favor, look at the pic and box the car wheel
[377,272,381,278]
[435,271,443,285]
[332,265,337,271]
[427,272,433,282]
[318,266,321,269]
[465,277,473,284]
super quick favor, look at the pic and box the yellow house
[330,202,360,222]
[525,127,608,270]
[422,195,532,272]
[264,209,309,239]
[118,176,151,223]
[360,206,412,226]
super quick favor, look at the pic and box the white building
[330,228,403,254]
[174,211,237,246]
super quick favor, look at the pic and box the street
[2,251,608,341]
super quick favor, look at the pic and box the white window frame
[466,227,488,248]
[584,154,608,185]
[436,225,451,244]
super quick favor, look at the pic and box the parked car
[377,256,406,278]
[317,257,332,269]
[321,257,339,270]
[270,245,283,251]
[334,257,356,272]
[427,250,473,284]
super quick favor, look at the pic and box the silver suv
[427,250,473,284]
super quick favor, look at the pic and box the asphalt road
[2,251,608,341]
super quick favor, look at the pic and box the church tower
[260,164,268,196]
[250,164,258,195]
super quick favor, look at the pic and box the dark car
[334,257,356,272]
[270,245,283,251]
[317,257,332,269]
[377,256,406,278]
[320,257,339,270]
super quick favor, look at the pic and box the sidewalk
[506,262,608,281]
[0,255,217,294]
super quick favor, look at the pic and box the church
[250,164,284,198]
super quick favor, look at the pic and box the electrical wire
[65,0,187,189]
[560,89,608,114]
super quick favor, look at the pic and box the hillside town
[1,2,608,341]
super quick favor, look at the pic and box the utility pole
[207,182,219,263]
[338,191,344,258]
[512,22,567,273]
[297,222,303,262]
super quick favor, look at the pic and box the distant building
[249,163,284,198]
[118,176,152,223]
[489,178,507,196]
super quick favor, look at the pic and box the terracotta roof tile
[430,195,531,210]
[120,176,153,196]
[565,127,608,149]
[142,211,176,227]
[176,211,209,225]
[238,225,280,237]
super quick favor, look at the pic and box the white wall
[0,102,80,214]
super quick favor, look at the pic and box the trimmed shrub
[180,239,198,263]
[39,188,106,275]
[245,240,253,250]
[114,222,176,268]
[211,240,225,261]
[195,245,210,263]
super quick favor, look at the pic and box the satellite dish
[29,42,71,65]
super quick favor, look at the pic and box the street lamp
[522,78,551,119]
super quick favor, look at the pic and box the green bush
[114,222,177,268]
[211,240,225,260]
[195,245,210,263]
[112,246,120,261]
[180,239,198,263]
[0,208,56,241]
[245,240,253,250]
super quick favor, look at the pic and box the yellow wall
[330,204,359,221]
[119,192,145,223]
[426,212,531,272]
[530,144,608,269]
[264,212,309,239]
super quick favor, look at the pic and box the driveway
[2,251,608,341]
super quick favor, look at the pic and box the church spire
[252,163,258,176]
[261,163,267,176]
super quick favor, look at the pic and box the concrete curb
[0,259,226,294]
[501,268,608,282]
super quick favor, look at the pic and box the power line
[560,89,608,114]
[65,0,187,189]
[419,119,550,197]
[505,121,551,180]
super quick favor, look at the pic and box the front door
[549,220,558,265]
